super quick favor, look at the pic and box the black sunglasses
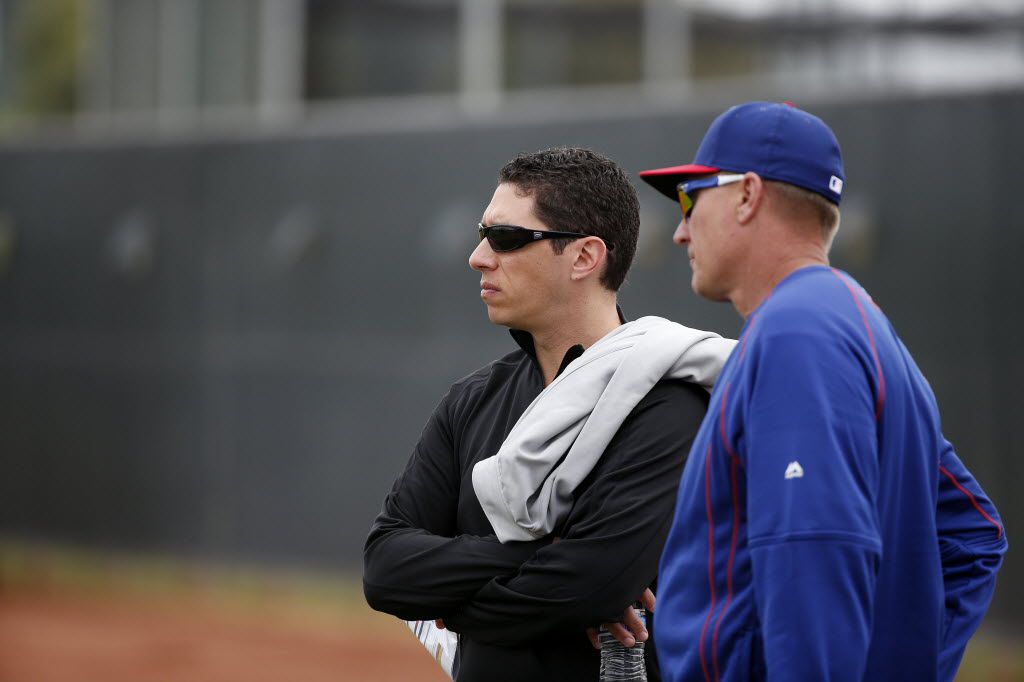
[477,223,610,253]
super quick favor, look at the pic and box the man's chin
[485,306,513,327]
[691,277,725,303]
[486,307,533,331]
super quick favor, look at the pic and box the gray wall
[0,91,1021,625]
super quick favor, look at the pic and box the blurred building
[0,0,1023,135]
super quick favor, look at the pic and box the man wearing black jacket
[363,147,709,681]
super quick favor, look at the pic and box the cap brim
[639,164,720,200]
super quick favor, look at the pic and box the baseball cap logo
[829,175,844,195]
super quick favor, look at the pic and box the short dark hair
[498,147,640,291]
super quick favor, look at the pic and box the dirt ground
[0,546,1021,682]
[8,587,1022,682]
[0,584,448,682]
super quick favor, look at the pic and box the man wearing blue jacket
[639,102,1007,681]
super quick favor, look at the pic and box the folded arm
[443,380,708,645]
[362,391,543,621]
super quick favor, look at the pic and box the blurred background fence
[0,0,1021,637]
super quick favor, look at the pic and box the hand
[587,588,656,649]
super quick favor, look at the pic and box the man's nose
[469,239,496,271]
[672,219,690,246]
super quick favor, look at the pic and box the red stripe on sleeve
[699,443,718,682]
[710,385,743,682]
[831,269,886,421]
[939,465,1004,539]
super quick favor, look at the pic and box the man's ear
[569,237,608,282]
[736,172,765,225]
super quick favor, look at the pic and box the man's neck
[731,239,830,318]
[528,302,622,386]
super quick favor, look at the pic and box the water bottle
[599,604,647,681]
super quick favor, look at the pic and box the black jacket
[363,329,709,681]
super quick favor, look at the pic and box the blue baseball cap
[640,101,845,206]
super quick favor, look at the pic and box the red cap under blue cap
[639,101,845,206]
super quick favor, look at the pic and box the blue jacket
[655,266,1006,682]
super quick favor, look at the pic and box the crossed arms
[363,379,708,645]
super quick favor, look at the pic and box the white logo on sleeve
[784,461,804,479]
[829,176,844,194]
